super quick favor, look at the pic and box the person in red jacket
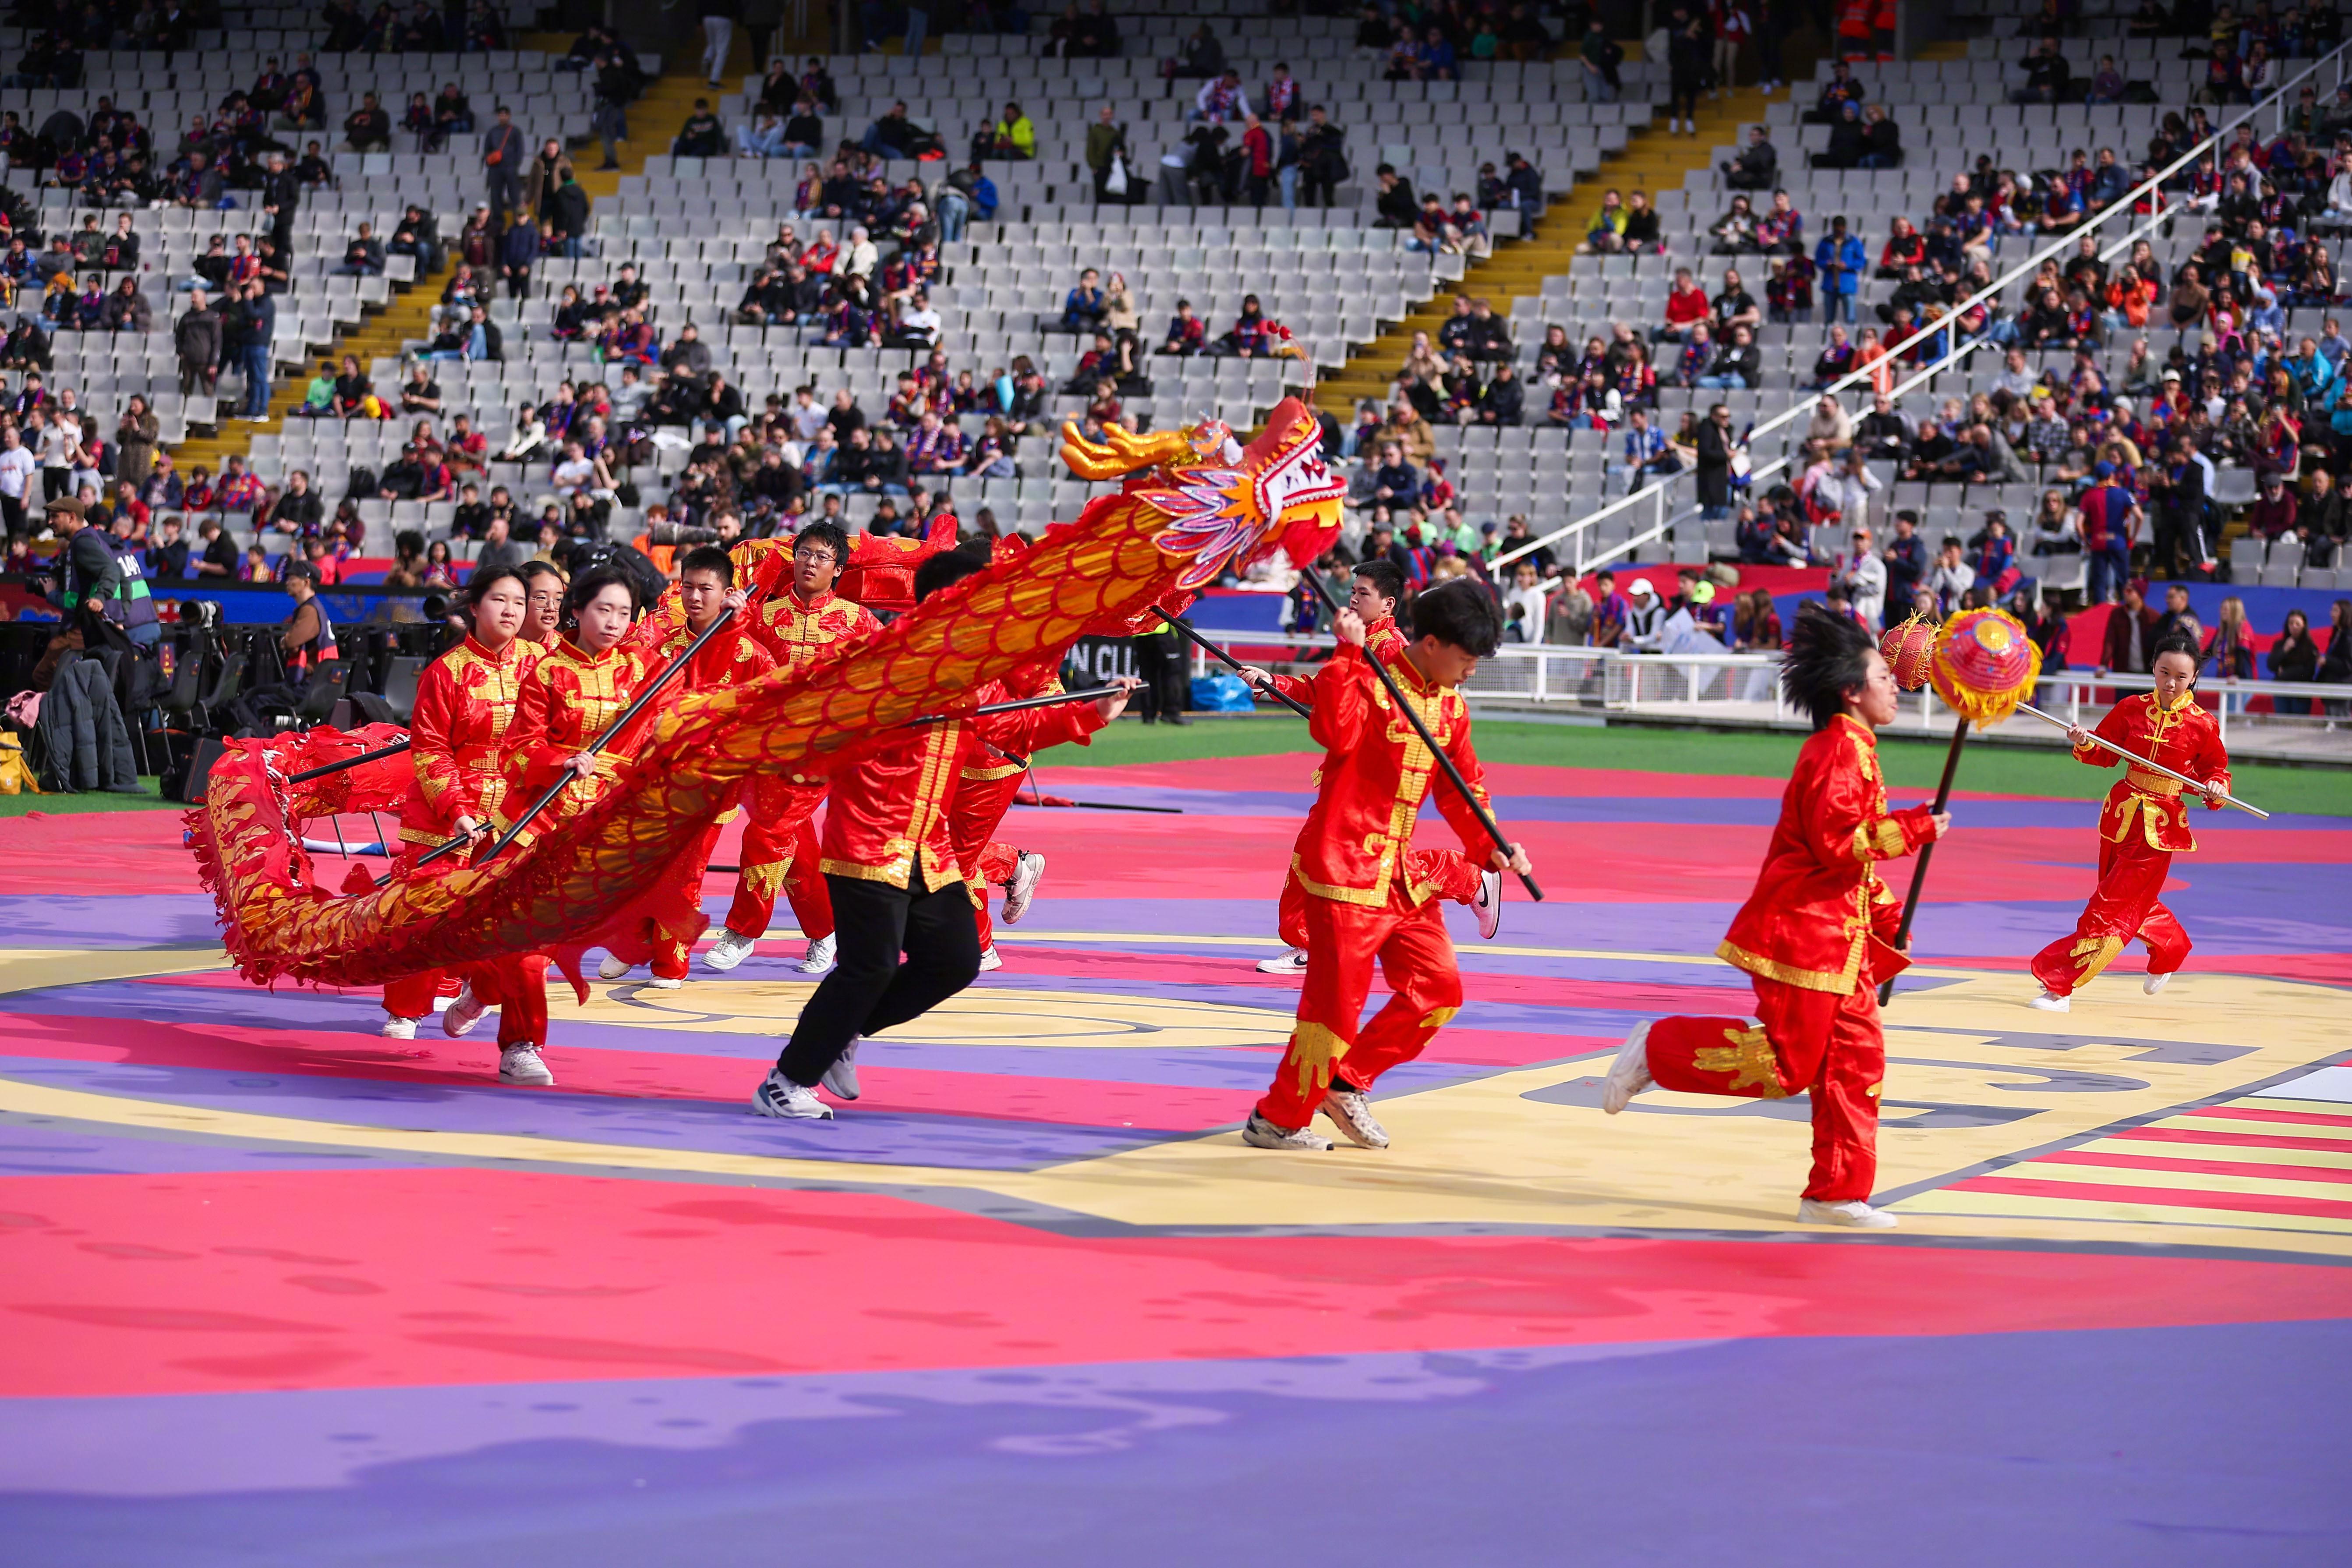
[379,565,553,1082]
[750,547,1135,1120]
[1242,579,1533,1153]
[1240,558,1500,976]
[1599,603,1948,1228]
[707,519,881,977]
[950,655,1061,969]
[2030,628,2231,1011]
[597,545,774,988]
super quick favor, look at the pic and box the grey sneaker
[597,953,632,980]
[441,983,485,1038]
[750,1069,833,1120]
[819,1037,861,1101]
[1796,1197,1898,1230]
[797,933,837,974]
[1241,1111,1334,1151]
[1001,850,1046,924]
[1601,1021,1654,1114]
[498,1044,555,1086]
[1320,1085,1390,1149]
[704,929,757,971]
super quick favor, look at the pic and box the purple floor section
[3,1320,2344,1566]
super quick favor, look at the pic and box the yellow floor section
[11,947,2349,1262]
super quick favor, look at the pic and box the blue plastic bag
[1190,672,1255,712]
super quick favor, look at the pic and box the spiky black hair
[1779,600,1878,731]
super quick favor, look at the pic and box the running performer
[709,520,881,977]
[378,565,554,1085]
[2029,627,2230,1011]
[950,658,1060,972]
[1242,579,1531,1153]
[1598,604,1947,1229]
[1238,558,1500,978]
[750,548,1133,1120]
[598,545,771,989]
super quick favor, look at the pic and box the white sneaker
[648,974,684,990]
[797,933,836,974]
[441,983,486,1037]
[1240,1111,1334,1151]
[1602,1021,1654,1114]
[2144,972,2172,995]
[1320,1085,1390,1149]
[597,953,632,980]
[819,1037,861,1101]
[1255,949,1310,977]
[1001,850,1046,924]
[380,1012,417,1040]
[2029,988,2071,1012]
[976,945,1003,972]
[1474,869,1503,941]
[704,929,757,971]
[498,1044,555,1086]
[1797,1197,1898,1230]
[750,1069,833,1119]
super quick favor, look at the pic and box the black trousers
[776,869,981,1086]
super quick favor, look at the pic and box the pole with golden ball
[1876,609,2042,1004]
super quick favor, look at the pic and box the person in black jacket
[1695,401,1737,515]
[1478,363,1524,426]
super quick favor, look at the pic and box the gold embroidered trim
[1693,1024,1788,1097]
[2069,933,2125,985]
[1285,1019,1350,1097]
[1716,938,1862,995]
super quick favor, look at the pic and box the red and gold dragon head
[1060,396,1347,591]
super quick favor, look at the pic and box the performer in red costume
[1240,559,1500,977]
[506,565,659,838]
[951,658,1059,972]
[597,545,772,989]
[706,520,881,977]
[1242,579,1533,1153]
[2030,627,2231,1011]
[1599,604,1948,1228]
[378,566,557,1085]
[751,548,1134,1120]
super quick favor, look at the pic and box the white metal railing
[1490,37,2352,578]
[1194,633,2352,751]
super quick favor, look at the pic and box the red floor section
[8,1168,2351,1399]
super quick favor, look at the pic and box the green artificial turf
[1061,713,2352,816]
[0,786,180,817]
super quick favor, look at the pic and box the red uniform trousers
[1255,887,1464,1131]
[1274,849,1485,949]
[384,954,552,1048]
[1644,975,1885,1203]
[2028,831,2189,997]
[725,776,836,945]
[952,770,1028,949]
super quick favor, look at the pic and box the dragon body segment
[189,400,1345,989]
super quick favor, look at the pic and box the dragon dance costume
[381,635,550,1045]
[2029,690,2229,999]
[1253,641,1492,1135]
[641,616,779,979]
[951,659,1065,954]
[1630,716,1936,1205]
[1261,612,1487,956]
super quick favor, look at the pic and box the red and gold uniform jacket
[400,636,542,847]
[1718,715,1938,994]
[958,658,1068,793]
[504,636,659,820]
[657,617,778,693]
[1267,612,1407,708]
[750,585,882,675]
[1294,641,1490,908]
[2075,691,2230,853]
[822,681,1107,890]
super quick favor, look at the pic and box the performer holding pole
[1242,580,1534,1154]
[950,661,1065,973]
[1238,559,1503,976]
[711,520,881,977]
[377,566,551,1079]
[750,549,1135,1121]
[2028,629,2232,1012]
[1599,605,1948,1229]
[598,546,773,989]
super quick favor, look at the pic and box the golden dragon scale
[186,400,1348,989]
